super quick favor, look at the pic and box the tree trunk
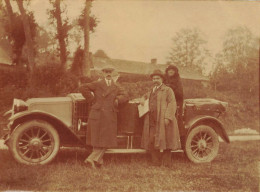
[16,0,35,73]
[82,0,91,77]
[185,39,188,67]
[4,0,20,67]
[55,0,67,70]
[4,0,14,25]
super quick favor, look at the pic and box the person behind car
[164,64,185,148]
[140,69,181,166]
[79,67,128,168]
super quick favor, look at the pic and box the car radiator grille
[72,100,89,136]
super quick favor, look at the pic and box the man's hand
[164,119,170,126]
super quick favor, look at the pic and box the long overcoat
[141,84,181,150]
[80,79,128,148]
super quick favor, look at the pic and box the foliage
[48,0,72,40]
[70,47,84,76]
[48,0,72,67]
[78,8,98,33]
[118,73,150,83]
[93,49,109,58]
[16,0,37,73]
[0,69,27,88]
[35,27,53,54]
[210,26,259,96]
[221,26,257,72]
[0,63,79,109]
[33,63,79,95]
[0,6,37,67]
[0,68,258,132]
[70,48,98,77]
[168,28,211,74]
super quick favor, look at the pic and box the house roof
[91,57,209,81]
[0,46,209,81]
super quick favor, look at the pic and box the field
[0,141,259,192]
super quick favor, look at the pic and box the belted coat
[141,84,181,150]
[79,79,128,148]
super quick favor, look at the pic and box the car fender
[8,110,85,145]
[185,115,230,143]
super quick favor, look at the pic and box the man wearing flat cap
[79,67,128,168]
[140,69,181,166]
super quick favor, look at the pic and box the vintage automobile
[2,93,230,165]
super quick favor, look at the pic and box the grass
[0,141,259,192]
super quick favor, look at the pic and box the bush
[118,73,150,83]
[0,69,28,88]
[120,81,153,99]
[0,63,81,112]
[0,67,258,133]
[93,49,109,58]
[33,63,80,95]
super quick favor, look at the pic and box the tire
[9,120,60,165]
[185,125,219,163]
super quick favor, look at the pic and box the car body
[2,93,230,165]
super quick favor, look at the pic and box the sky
[14,0,260,64]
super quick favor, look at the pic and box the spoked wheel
[9,120,60,165]
[185,125,219,163]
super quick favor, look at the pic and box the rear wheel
[9,120,60,165]
[185,125,219,163]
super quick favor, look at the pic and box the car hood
[26,97,72,105]
[184,98,228,112]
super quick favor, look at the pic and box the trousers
[86,147,106,164]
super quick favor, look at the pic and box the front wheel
[9,120,60,165]
[185,125,219,163]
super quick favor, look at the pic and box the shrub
[0,67,258,133]
[33,63,80,95]
[118,73,150,83]
[0,69,28,88]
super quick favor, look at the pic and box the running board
[105,149,184,154]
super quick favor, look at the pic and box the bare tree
[16,0,35,72]
[82,0,91,77]
[4,0,14,25]
[168,28,211,73]
[4,0,24,67]
[49,0,70,70]
[222,26,257,73]
[54,0,66,69]
[211,26,258,94]
[72,1,97,76]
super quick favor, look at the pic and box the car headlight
[12,99,28,114]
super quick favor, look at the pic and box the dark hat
[165,64,179,73]
[150,69,164,78]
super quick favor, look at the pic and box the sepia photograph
[0,0,259,191]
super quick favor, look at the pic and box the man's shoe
[94,162,102,168]
[84,159,96,169]
[150,160,161,166]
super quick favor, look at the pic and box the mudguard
[185,115,230,143]
[7,110,84,145]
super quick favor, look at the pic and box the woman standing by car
[164,65,185,147]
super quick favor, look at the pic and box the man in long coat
[80,67,128,168]
[141,69,181,166]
